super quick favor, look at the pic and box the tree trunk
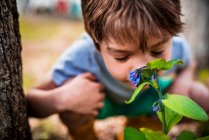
[0,0,31,139]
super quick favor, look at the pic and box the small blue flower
[129,70,140,87]
[150,75,155,80]
[153,106,159,112]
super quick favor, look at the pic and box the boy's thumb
[81,72,97,81]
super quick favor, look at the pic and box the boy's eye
[114,56,129,62]
[150,50,164,56]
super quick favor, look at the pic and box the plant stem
[155,70,167,134]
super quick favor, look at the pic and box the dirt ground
[20,14,209,140]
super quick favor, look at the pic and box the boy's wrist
[52,88,65,113]
[52,87,73,113]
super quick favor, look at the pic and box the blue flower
[153,106,159,112]
[129,70,140,87]
[150,75,155,80]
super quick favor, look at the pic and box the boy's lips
[125,80,149,90]
[125,80,137,89]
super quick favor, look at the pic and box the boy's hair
[81,0,184,50]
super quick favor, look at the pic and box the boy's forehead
[147,35,171,48]
[104,35,171,50]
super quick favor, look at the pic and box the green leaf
[157,105,183,132]
[162,94,208,121]
[149,80,158,90]
[146,58,166,70]
[176,131,196,140]
[163,59,183,70]
[196,136,209,140]
[141,68,153,81]
[140,128,169,140]
[146,58,183,71]
[124,127,147,140]
[125,81,150,104]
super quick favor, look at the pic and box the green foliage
[125,81,151,104]
[140,128,170,140]
[124,127,169,140]
[124,59,209,140]
[157,105,183,132]
[162,94,208,121]
[146,59,183,70]
[140,68,154,81]
[176,131,197,140]
[124,127,146,140]
[197,136,209,140]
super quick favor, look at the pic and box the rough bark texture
[0,0,31,139]
[182,0,209,68]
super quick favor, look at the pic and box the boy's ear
[94,42,101,51]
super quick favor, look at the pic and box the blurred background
[16,0,209,139]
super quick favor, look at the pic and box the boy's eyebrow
[107,46,132,53]
[149,37,170,49]
[107,37,170,53]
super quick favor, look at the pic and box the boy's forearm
[27,88,61,118]
[189,81,209,113]
[167,66,194,96]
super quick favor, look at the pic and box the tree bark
[0,0,31,139]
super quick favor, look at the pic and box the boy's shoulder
[172,36,192,61]
[51,33,102,86]
[68,33,96,54]
[172,36,188,47]
[165,36,192,74]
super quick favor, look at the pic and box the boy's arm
[167,60,209,112]
[166,37,193,96]
[166,60,196,97]
[26,72,105,118]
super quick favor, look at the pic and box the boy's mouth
[128,83,136,89]
[125,81,149,90]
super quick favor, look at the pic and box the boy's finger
[97,102,104,109]
[81,72,97,81]
[91,110,98,116]
[97,83,104,91]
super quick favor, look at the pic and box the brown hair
[81,0,183,50]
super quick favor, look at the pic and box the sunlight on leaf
[140,128,169,140]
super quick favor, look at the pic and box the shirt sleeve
[51,34,97,86]
[171,36,193,71]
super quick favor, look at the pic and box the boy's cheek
[158,71,164,76]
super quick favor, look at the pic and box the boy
[27,0,209,139]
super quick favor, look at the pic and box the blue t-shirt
[52,33,192,104]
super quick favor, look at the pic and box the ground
[20,14,209,140]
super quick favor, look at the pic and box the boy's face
[100,36,172,88]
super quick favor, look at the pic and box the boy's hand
[56,73,105,116]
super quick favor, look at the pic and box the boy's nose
[131,58,148,71]
[132,63,146,70]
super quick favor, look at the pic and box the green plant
[124,59,209,140]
